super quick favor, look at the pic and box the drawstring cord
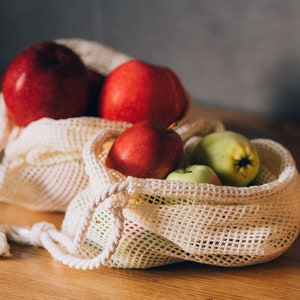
[0,178,130,270]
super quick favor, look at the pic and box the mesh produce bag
[0,114,131,211]
[0,39,299,269]
[1,118,298,269]
[0,38,192,212]
[0,38,131,211]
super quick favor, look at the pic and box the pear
[191,131,260,187]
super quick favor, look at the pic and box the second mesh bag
[38,119,300,269]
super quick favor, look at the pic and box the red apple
[2,41,89,127]
[99,59,189,126]
[105,120,184,179]
[84,67,106,117]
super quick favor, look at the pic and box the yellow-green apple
[99,59,189,126]
[84,67,106,116]
[191,131,260,186]
[105,120,184,179]
[2,41,89,127]
[166,165,222,185]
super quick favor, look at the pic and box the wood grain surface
[0,106,299,300]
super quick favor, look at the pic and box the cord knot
[30,222,57,247]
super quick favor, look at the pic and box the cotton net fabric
[0,38,132,211]
[0,38,194,212]
[0,39,299,269]
[40,121,299,269]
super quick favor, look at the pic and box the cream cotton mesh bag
[0,38,131,211]
[1,118,299,269]
[0,38,193,212]
[0,112,131,211]
[0,38,299,269]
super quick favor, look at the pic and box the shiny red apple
[2,41,89,127]
[105,120,184,179]
[99,59,189,126]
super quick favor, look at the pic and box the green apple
[191,131,260,187]
[166,165,222,185]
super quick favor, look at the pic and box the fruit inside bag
[0,38,299,269]
[0,38,132,212]
[54,123,300,269]
[1,118,299,270]
[0,38,195,212]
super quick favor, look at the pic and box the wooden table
[0,106,299,300]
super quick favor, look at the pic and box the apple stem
[167,122,177,131]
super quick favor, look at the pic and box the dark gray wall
[1,0,300,121]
